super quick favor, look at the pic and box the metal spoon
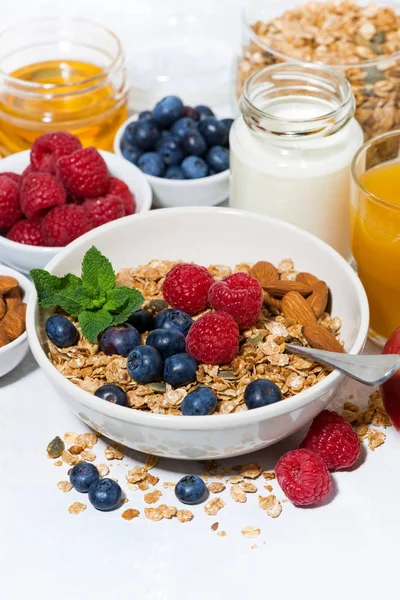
[285,344,400,386]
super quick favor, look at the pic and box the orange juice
[351,160,400,342]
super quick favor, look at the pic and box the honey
[0,59,128,156]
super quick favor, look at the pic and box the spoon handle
[285,344,400,386]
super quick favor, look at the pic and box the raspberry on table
[107,177,136,215]
[40,204,92,246]
[83,194,125,227]
[0,175,22,230]
[208,272,263,329]
[275,448,331,506]
[30,131,82,174]
[186,311,239,365]
[56,147,109,198]
[162,263,215,316]
[6,219,45,246]
[20,172,66,220]
[300,410,360,470]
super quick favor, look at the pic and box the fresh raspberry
[83,194,125,228]
[30,132,82,174]
[56,147,109,198]
[41,205,92,247]
[301,410,360,470]
[0,175,22,229]
[276,448,331,506]
[208,272,263,329]
[22,164,36,178]
[107,177,136,215]
[6,219,45,246]
[162,263,215,316]
[20,172,66,220]
[0,172,22,187]
[186,311,239,365]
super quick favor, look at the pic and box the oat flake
[68,502,86,515]
[57,481,73,493]
[241,526,261,538]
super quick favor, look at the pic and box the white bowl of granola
[26,207,369,459]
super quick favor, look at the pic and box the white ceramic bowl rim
[0,266,32,353]
[27,206,369,431]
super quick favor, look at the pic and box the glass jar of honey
[0,18,129,155]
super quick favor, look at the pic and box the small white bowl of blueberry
[114,96,232,208]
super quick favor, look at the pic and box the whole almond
[0,276,19,295]
[250,261,279,287]
[296,272,319,287]
[302,323,345,353]
[0,326,9,348]
[307,281,329,318]
[282,291,317,325]
[264,280,312,298]
[0,310,25,341]
[0,296,6,320]
[14,302,27,325]
[263,290,282,311]
[5,285,22,311]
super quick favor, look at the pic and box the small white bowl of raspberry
[0,132,152,275]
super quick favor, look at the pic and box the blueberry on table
[94,384,128,406]
[146,328,186,359]
[154,309,193,336]
[206,145,230,173]
[195,105,215,119]
[100,323,140,357]
[183,106,200,120]
[170,117,198,141]
[165,165,186,180]
[181,156,208,179]
[157,138,184,167]
[120,139,143,165]
[182,130,207,157]
[45,315,78,348]
[70,462,100,493]
[127,309,155,334]
[138,152,165,177]
[125,119,160,151]
[163,353,198,387]
[127,345,163,384]
[152,95,184,128]
[181,387,217,415]
[175,475,208,505]
[138,110,153,121]
[88,478,122,511]
[244,379,282,410]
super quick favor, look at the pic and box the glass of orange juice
[351,130,400,346]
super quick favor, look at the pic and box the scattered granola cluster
[237,1,400,139]
[342,391,390,450]
[48,258,341,416]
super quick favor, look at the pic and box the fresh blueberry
[100,323,140,357]
[244,379,282,410]
[220,118,234,133]
[157,138,184,167]
[165,165,186,180]
[152,95,184,128]
[94,384,128,406]
[209,168,217,176]
[155,132,180,150]
[194,105,215,120]
[181,156,208,179]
[198,118,228,146]
[183,106,200,120]
[45,315,78,348]
[170,117,198,141]
[163,353,198,387]
[127,345,163,384]
[120,138,143,165]
[138,152,165,177]
[181,387,217,416]
[127,309,155,333]
[70,462,100,493]
[88,478,122,511]
[182,131,207,156]
[154,309,193,336]
[138,110,153,121]
[206,145,230,173]
[175,475,208,505]
[146,328,186,360]
[125,119,160,151]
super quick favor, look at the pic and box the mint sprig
[31,246,144,343]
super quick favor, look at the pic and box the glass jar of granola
[236,0,400,140]
[230,62,363,260]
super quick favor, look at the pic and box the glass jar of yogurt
[230,63,364,260]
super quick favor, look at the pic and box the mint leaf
[103,287,135,311]
[70,285,107,310]
[81,246,115,292]
[78,309,113,343]
[31,270,82,312]
[110,288,144,325]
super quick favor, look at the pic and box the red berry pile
[0,132,136,247]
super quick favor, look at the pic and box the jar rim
[351,129,400,212]
[0,16,124,90]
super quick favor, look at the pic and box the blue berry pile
[120,96,232,179]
